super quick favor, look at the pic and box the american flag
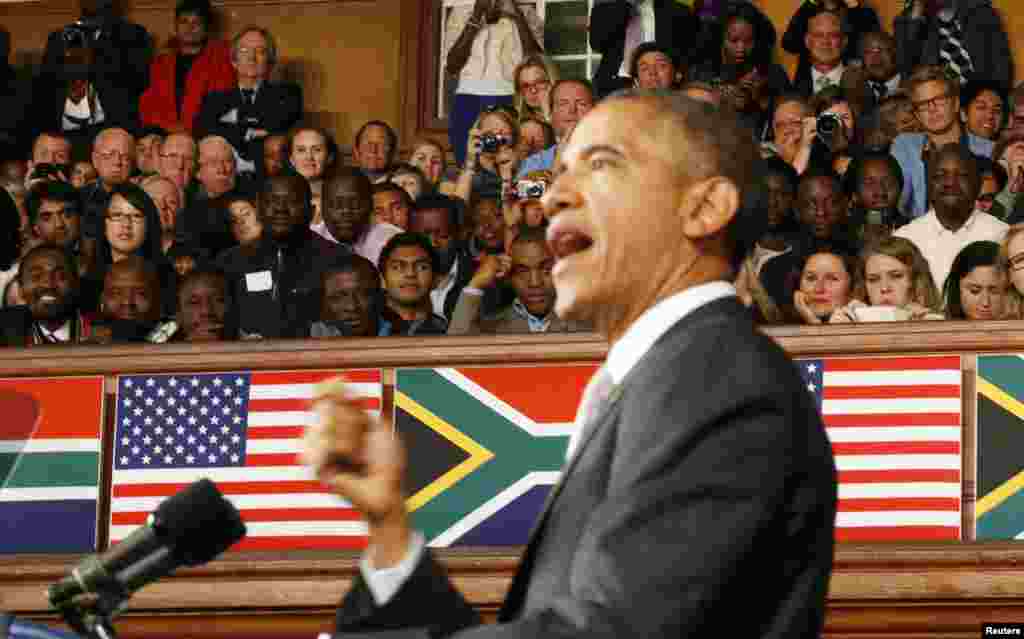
[799,356,963,542]
[109,370,381,551]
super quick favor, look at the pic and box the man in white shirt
[894,143,1008,290]
[303,91,837,639]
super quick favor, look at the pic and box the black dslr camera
[61,16,106,49]
[816,112,844,146]
[30,163,71,181]
[480,133,510,154]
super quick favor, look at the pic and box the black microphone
[0,613,83,639]
[48,479,246,606]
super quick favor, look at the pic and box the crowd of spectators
[0,0,1022,346]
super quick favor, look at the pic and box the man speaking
[302,91,838,639]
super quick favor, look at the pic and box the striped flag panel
[109,370,380,551]
[798,356,962,542]
[0,377,104,553]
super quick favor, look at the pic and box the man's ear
[679,177,740,241]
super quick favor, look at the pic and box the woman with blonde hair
[998,223,1024,318]
[512,54,558,123]
[831,236,943,322]
[456,106,520,203]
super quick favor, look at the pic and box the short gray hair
[231,26,278,67]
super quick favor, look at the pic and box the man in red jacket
[139,0,235,134]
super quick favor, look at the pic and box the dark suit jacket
[894,0,1013,91]
[782,4,880,99]
[589,0,697,99]
[195,82,303,161]
[335,296,838,639]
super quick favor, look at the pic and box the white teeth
[39,295,56,303]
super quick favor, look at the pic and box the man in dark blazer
[589,0,696,99]
[194,26,302,173]
[304,92,838,639]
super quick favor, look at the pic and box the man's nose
[541,173,580,219]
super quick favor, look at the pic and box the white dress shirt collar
[605,281,736,385]
[811,64,845,92]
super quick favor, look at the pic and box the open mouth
[546,218,594,263]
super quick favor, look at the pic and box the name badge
[245,270,273,292]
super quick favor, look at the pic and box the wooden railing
[2,323,1024,639]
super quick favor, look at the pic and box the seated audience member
[786,8,850,98]
[167,242,200,279]
[227,173,344,339]
[24,132,72,191]
[844,152,911,243]
[134,126,166,179]
[518,117,555,159]
[0,189,21,297]
[308,255,383,338]
[26,181,82,260]
[1000,223,1024,317]
[630,42,686,92]
[449,226,590,335]
[894,0,1012,90]
[314,168,400,266]
[763,94,813,171]
[691,5,790,135]
[86,183,172,313]
[389,163,430,202]
[70,161,97,189]
[1004,86,1024,141]
[513,54,557,123]
[0,160,26,186]
[502,170,550,247]
[457,107,519,203]
[735,157,801,321]
[157,132,197,194]
[517,79,594,177]
[444,0,541,165]
[994,134,1024,217]
[94,255,163,342]
[894,143,1008,291]
[81,128,136,241]
[261,133,287,180]
[848,31,901,120]
[784,3,878,98]
[975,156,1008,220]
[830,236,943,322]
[352,120,397,184]
[377,232,448,336]
[875,90,920,147]
[793,246,857,324]
[892,65,994,218]
[138,0,235,135]
[960,80,1007,142]
[944,240,1008,320]
[288,126,336,223]
[808,87,859,175]
[195,26,302,172]
[408,138,454,196]
[141,175,183,254]
[371,182,412,230]
[175,267,233,341]
[408,194,472,321]
[177,135,248,257]
[465,193,504,257]
[15,244,89,345]
[224,193,262,248]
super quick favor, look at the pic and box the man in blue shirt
[517,79,594,178]
[891,64,992,218]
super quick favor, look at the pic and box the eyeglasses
[106,212,146,226]
[1008,252,1024,271]
[912,92,952,114]
[237,47,269,60]
[519,80,550,96]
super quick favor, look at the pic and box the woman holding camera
[455,107,520,205]
[829,236,943,322]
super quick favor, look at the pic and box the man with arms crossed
[304,92,838,639]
